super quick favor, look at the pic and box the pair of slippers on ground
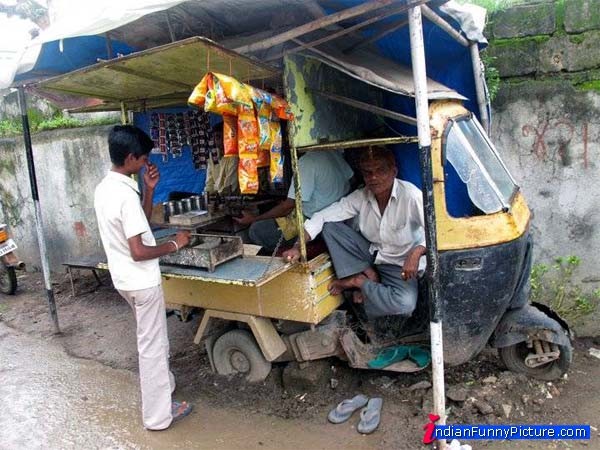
[327,394,382,434]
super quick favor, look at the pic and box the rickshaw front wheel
[499,337,572,381]
[212,329,272,383]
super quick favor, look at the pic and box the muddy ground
[1,270,599,449]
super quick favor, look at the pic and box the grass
[0,112,119,138]
[456,0,528,13]
[531,256,599,323]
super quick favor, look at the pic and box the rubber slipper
[171,401,193,423]
[357,397,383,434]
[327,394,369,424]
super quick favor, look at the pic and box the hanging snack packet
[237,106,259,159]
[188,74,210,108]
[257,148,270,168]
[269,120,284,184]
[223,115,238,157]
[271,95,294,120]
[238,157,259,194]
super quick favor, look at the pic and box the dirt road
[1,271,599,449]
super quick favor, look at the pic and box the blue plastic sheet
[133,107,207,203]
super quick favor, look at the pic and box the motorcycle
[0,224,25,295]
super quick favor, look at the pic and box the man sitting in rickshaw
[283,146,426,319]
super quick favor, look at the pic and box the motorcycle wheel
[0,264,17,295]
[499,337,571,381]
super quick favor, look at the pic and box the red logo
[423,414,440,444]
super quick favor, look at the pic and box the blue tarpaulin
[133,107,208,203]
[14,36,135,83]
[323,0,482,217]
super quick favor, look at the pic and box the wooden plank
[310,88,418,125]
[233,0,395,54]
[421,4,469,47]
[298,136,418,152]
[344,18,409,53]
[269,1,422,61]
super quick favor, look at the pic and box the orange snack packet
[237,106,259,159]
[238,157,259,194]
[223,115,238,157]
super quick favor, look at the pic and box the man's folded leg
[361,264,418,318]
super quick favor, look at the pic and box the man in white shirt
[283,146,426,319]
[234,150,354,252]
[94,125,192,430]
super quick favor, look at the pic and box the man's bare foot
[328,273,368,295]
[352,290,365,304]
[363,267,379,283]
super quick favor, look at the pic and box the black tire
[0,265,17,295]
[499,337,572,381]
[212,329,272,382]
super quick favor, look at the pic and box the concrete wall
[487,0,600,335]
[0,126,111,272]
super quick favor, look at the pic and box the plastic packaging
[238,157,259,194]
[223,115,238,157]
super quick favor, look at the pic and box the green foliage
[456,0,527,13]
[481,50,501,101]
[531,256,599,323]
[0,112,118,138]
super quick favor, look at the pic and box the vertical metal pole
[408,6,446,448]
[17,87,60,334]
[120,102,128,125]
[290,145,307,263]
[470,42,490,134]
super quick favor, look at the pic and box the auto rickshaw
[21,4,572,438]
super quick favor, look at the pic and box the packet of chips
[188,73,253,116]
[271,96,294,120]
[269,120,284,184]
[237,106,259,159]
[222,115,238,157]
[257,148,270,167]
[238,157,259,194]
[188,74,209,108]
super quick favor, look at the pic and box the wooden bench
[62,257,108,297]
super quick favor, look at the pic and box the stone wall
[0,126,111,272]
[487,0,600,335]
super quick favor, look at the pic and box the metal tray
[159,234,243,272]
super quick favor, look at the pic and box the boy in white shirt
[94,125,192,430]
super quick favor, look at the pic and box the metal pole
[408,6,446,449]
[120,102,128,125]
[17,86,60,334]
[290,144,307,263]
[470,42,490,133]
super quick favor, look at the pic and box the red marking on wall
[73,221,87,237]
[522,120,549,160]
[522,119,590,168]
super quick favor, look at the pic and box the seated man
[283,146,426,319]
[234,150,354,252]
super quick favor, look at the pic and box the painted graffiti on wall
[522,119,590,169]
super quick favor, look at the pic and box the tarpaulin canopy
[6,0,487,108]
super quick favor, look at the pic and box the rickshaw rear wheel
[499,338,571,381]
[0,265,17,295]
[212,329,272,383]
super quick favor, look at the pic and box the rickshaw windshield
[445,116,517,214]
